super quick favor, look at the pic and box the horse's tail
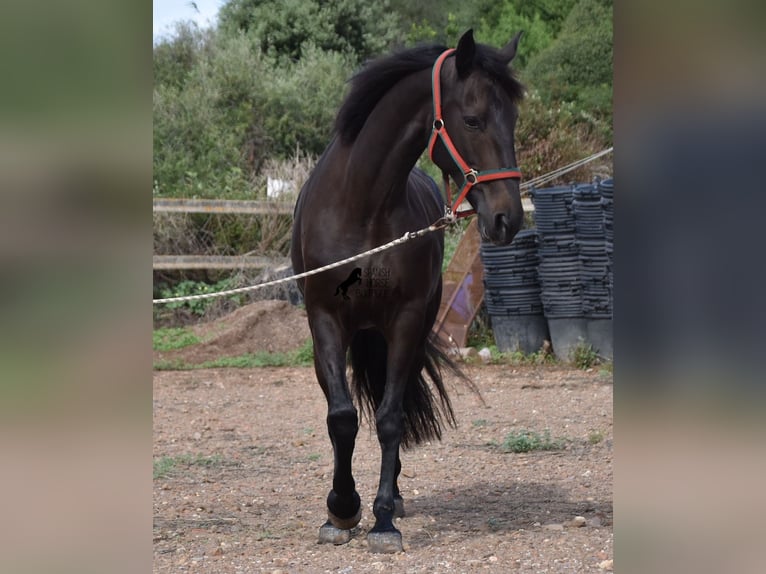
[349,329,469,448]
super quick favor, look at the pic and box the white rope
[153,217,453,304]
[521,147,613,192]
[153,147,613,305]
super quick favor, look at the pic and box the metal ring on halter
[464,169,479,185]
[433,119,444,130]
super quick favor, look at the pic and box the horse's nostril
[494,213,509,235]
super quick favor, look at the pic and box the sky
[153,0,224,42]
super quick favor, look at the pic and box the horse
[290,29,525,553]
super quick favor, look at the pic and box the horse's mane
[335,42,525,145]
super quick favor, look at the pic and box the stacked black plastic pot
[573,183,611,318]
[480,229,549,353]
[599,178,614,295]
[530,185,587,359]
[573,181,613,358]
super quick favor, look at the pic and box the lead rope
[152,215,455,305]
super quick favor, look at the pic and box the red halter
[427,49,522,219]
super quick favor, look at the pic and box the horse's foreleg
[393,454,405,518]
[309,312,361,545]
[367,308,423,553]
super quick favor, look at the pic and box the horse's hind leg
[309,311,362,545]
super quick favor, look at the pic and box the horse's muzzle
[482,211,521,246]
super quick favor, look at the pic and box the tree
[218,0,402,63]
[524,0,613,122]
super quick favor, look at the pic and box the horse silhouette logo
[334,267,362,300]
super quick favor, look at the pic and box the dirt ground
[153,302,613,573]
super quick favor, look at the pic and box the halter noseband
[428,49,522,219]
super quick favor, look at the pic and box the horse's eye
[464,116,481,130]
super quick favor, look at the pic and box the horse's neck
[341,70,433,219]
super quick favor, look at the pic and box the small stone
[598,559,613,570]
[459,347,478,360]
[566,516,587,528]
[487,555,498,563]
[478,347,492,363]
[541,523,564,531]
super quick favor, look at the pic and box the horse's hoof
[393,497,405,518]
[318,521,353,545]
[328,506,362,530]
[367,530,403,553]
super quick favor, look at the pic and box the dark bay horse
[290,29,525,553]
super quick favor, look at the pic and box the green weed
[588,430,605,445]
[571,343,599,369]
[153,453,223,479]
[487,346,555,366]
[153,327,200,351]
[501,429,564,453]
[153,339,314,370]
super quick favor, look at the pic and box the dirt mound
[158,300,311,365]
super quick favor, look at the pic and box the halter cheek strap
[428,49,522,218]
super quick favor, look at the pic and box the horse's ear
[500,31,523,64]
[455,29,476,78]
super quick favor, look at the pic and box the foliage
[466,306,495,349]
[588,430,604,444]
[153,453,224,479]
[153,32,352,199]
[501,429,564,453]
[152,21,211,90]
[524,0,613,130]
[152,338,314,370]
[153,32,266,198]
[490,346,556,366]
[258,44,355,159]
[155,278,244,316]
[396,0,579,68]
[571,342,599,369]
[218,0,402,62]
[473,1,560,69]
[516,89,612,182]
[152,327,201,351]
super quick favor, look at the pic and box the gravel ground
[153,363,613,573]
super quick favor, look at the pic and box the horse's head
[430,29,525,246]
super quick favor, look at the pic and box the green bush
[218,0,402,62]
[153,31,354,198]
[153,31,267,198]
[516,89,611,180]
[259,44,355,159]
[524,0,613,130]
